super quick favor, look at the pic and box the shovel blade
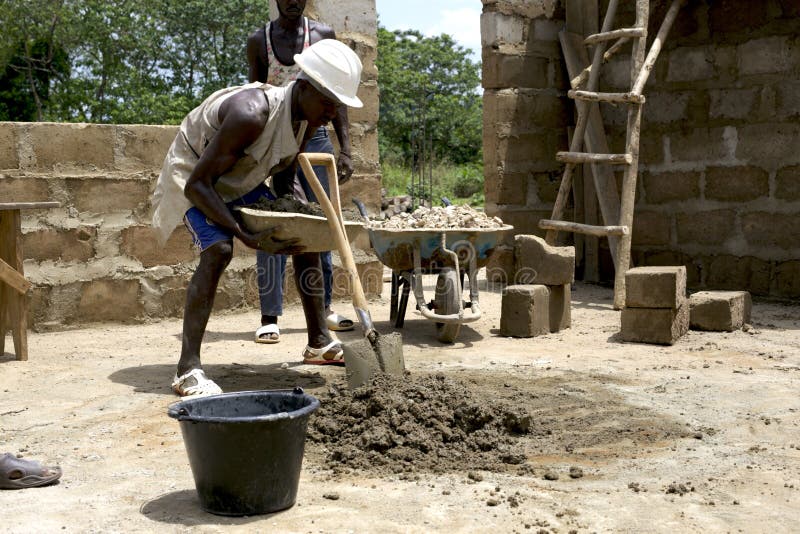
[344,332,404,389]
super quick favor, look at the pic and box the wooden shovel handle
[297,153,370,313]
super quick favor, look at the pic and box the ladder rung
[539,219,629,237]
[568,90,645,104]
[557,151,633,165]
[585,28,646,45]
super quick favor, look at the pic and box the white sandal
[255,323,280,344]
[302,340,345,365]
[171,368,222,397]
[326,312,355,332]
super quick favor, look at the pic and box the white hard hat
[294,39,363,108]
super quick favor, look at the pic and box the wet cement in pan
[306,370,690,476]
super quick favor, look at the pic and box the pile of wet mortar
[306,371,691,476]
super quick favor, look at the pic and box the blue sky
[375,0,482,61]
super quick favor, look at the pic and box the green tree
[377,27,482,166]
[0,0,270,124]
[0,0,72,121]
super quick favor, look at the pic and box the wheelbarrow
[353,200,513,343]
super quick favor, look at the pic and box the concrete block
[514,235,575,286]
[625,266,686,309]
[23,227,96,262]
[115,125,176,170]
[667,46,714,82]
[482,51,549,90]
[29,123,115,171]
[0,177,51,203]
[705,166,769,202]
[0,125,19,169]
[348,81,379,124]
[480,11,525,47]
[669,127,730,163]
[643,92,690,124]
[500,284,550,338]
[705,255,771,296]
[313,0,377,35]
[741,212,800,249]
[547,284,571,333]
[485,244,515,286]
[66,177,152,213]
[775,80,800,120]
[676,210,736,246]
[775,260,800,299]
[737,123,800,165]
[620,303,689,345]
[330,250,383,299]
[77,279,142,323]
[738,36,797,76]
[491,208,551,240]
[120,225,196,268]
[709,88,759,120]
[634,171,700,204]
[689,291,751,332]
[631,211,671,247]
[775,165,800,201]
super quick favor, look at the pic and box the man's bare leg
[292,252,335,349]
[177,241,233,376]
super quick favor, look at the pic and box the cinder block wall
[482,0,800,299]
[0,0,382,330]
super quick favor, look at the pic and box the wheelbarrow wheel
[434,268,461,343]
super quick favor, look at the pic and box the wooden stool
[0,202,60,361]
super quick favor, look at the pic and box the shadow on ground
[140,489,288,526]
[109,363,328,395]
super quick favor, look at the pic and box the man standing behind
[246,0,355,346]
[151,39,364,396]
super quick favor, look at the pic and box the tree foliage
[0,0,269,123]
[377,27,482,166]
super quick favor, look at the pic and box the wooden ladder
[539,0,683,309]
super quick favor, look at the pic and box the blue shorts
[183,183,275,251]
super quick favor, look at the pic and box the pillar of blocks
[689,291,752,331]
[620,266,689,345]
[500,284,550,338]
[513,235,573,333]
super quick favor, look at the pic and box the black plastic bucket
[167,387,320,516]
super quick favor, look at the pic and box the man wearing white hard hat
[151,39,364,396]
[247,2,356,344]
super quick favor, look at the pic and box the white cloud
[426,7,482,58]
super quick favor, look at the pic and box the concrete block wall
[481,0,569,239]
[481,0,800,299]
[0,0,382,330]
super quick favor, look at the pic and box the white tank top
[151,82,307,244]
[264,17,311,86]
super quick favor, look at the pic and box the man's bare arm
[314,24,355,182]
[183,89,301,253]
[246,29,268,83]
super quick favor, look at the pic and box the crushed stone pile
[368,205,506,230]
[307,373,533,475]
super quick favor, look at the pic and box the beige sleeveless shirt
[151,81,307,244]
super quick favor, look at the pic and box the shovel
[297,153,405,389]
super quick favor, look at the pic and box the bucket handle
[167,387,307,421]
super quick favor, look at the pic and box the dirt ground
[2,277,799,533]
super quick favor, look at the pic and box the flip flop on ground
[326,312,355,332]
[302,340,345,365]
[0,453,62,490]
[171,368,222,397]
[255,323,280,344]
